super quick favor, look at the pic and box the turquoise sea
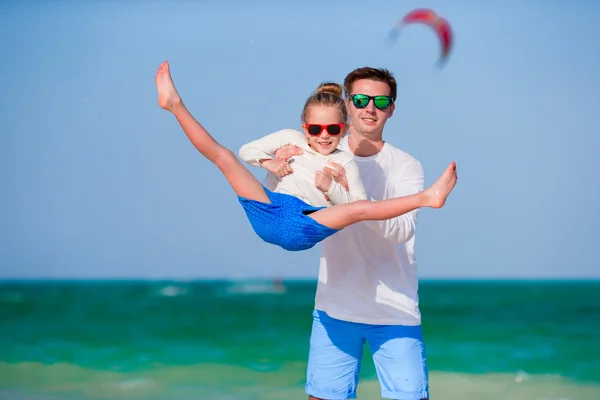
[0,280,599,400]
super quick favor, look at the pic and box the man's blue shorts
[305,310,429,400]
[238,187,338,251]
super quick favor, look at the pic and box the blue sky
[1,0,599,279]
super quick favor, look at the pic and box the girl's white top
[239,129,367,207]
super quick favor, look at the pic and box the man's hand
[315,170,333,193]
[261,159,293,177]
[323,162,349,192]
[274,145,303,162]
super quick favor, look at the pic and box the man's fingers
[291,146,303,155]
[283,146,303,157]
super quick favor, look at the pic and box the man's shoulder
[383,142,423,170]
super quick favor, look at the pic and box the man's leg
[366,324,429,400]
[305,310,365,400]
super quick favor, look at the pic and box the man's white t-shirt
[314,136,426,326]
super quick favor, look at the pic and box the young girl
[155,61,457,251]
[238,82,368,208]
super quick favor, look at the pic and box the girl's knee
[214,148,239,171]
[349,200,372,220]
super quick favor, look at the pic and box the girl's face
[302,105,348,155]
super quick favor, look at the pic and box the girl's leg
[156,61,270,203]
[310,162,457,230]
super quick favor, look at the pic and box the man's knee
[306,310,362,400]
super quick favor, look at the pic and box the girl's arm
[239,129,304,167]
[325,158,368,205]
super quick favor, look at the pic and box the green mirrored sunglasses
[350,94,393,110]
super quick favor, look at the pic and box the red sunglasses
[302,123,346,136]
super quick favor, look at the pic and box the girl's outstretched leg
[155,61,270,203]
[310,162,458,230]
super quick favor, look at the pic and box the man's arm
[362,160,425,243]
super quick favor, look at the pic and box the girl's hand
[324,162,348,191]
[315,170,333,193]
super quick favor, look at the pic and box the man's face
[346,79,395,138]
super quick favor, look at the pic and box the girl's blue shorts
[238,187,338,251]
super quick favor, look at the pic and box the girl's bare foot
[424,161,457,208]
[155,61,183,112]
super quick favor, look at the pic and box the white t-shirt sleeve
[326,158,369,205]
[362,159,425,243]
[238,129,304,167]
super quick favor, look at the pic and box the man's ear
[341,124,350,137]
[387,103,395,119]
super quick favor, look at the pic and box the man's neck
[348,132,385,157]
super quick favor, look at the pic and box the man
[276,67,440,400]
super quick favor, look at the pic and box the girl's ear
[301,125,311,144]
[301,124,308,135]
